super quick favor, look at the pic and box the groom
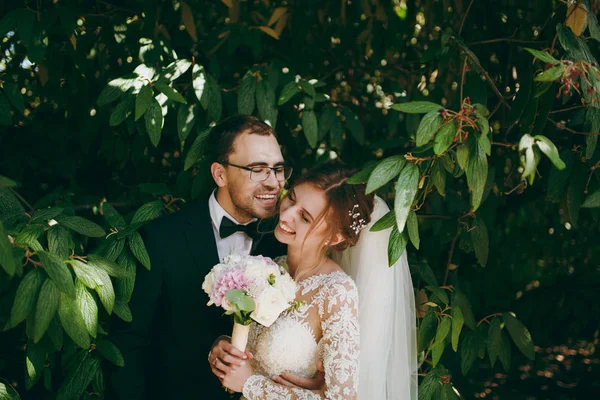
[108,116,292,399]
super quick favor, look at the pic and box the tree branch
[10,189,34,213]
[547,118,599,136]
[458,0,474,36]
[443,228,461,286]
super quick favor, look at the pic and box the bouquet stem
[231,322,251,352]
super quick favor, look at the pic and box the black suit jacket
[107,199,285,400]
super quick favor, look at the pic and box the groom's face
[219,132,284,221]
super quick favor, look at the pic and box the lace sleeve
[242,278,360,400]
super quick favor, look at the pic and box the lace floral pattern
[242,271,359,400]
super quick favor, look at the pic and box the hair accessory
[349,204,367,235]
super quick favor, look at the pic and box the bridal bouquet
[202,254,297,351]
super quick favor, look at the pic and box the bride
[211,162,417,399]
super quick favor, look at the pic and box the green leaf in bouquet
[394,163,419,232]
[0,220,16,276]
[96,339,125,367]
[238,73,257,115]
[25,339,46,390]
[131,200,164,225]
[57,292,90,349]
[503,312,535,360]
[129,231,150,270]
[226,289,256,312]
[10,268,44,327]
[390,101,443,114]
[33,278,60,343]
[38,251,76,298]
[75,281,98,338]
[56,216,105,238]
[370,210,395,232]
[365,155,406,194]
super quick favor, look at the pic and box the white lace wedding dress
[242,269,359,400]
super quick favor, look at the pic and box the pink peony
[210,267,252,307]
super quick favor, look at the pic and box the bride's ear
[327,233,345,248]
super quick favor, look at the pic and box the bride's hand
[209,335,252,379]
[221,361,254,393]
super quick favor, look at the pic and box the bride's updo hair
[293,162,375,251]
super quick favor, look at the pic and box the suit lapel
[183,201,220,271]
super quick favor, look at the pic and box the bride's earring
[324,240,330,246]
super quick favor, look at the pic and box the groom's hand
[272,361,325,390]
[209,336,252,379]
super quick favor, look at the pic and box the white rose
[250,286,289,327]
[273,273,297,302]
[222,298,233,311]
[223,254,242,264]
[245,259,280,281]
[202,271,214,295]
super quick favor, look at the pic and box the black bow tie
[219,216,260,240]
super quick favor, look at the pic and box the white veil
[331,195,418,400]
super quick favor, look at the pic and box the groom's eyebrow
[246,161,286,167]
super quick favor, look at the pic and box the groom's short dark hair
[205,115,276,163]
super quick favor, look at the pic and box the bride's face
[275,183,332,250]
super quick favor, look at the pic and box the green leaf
[145,98,163,147]
[470,216,489,268]
[302,110,318,148]
[465,139,488,211]
[0,175,17,189]
[278,81,299,105]
[134,85,153,121]
[57,216,105,238]
[394,163,419,232]
[418,309,438,354]
[582,189,600,208]
[347,163,377,184]
[416,110,443,147]
[10,269,43,327]
[299,80,316,97]
[432,340,446,368]
[415,261,439,287]
[129,231,150,270]
[451,306,464,352]
[589,8,600,42]
[426,286,449,304]
[57,292,90,349]
[226,289,256,312]
[31,207,63,223]
[154,81,187,104]
[203,74,223,121]
[487,317,502,367]
[97,75,137,107]
[38,251,76,298]
[366,156,406,194]
[33,278,60,343]
[192,64,206,102]
[131,200,163,225]
[431,162,446,196]
[75,281,97,338]
[418,369,441,400]
[177,103,197,143]
[460,330,479,375]
[433,120,457,155]
[407,210,420,250]
[0,382,20,400]
[499,331,512,372]
[3,82,25,114]
[102,203,126,228]
[68,259,105,290]
[113,301,132,322]
[96,339,125,367]
[87,254,133,279]
[0,220,16,276]
[318,105,336,139]
[0,92,12,126]
[56,352,100,400]
[238,73,257,115]
[343,108,364,144]
[115,252,137,302]
[519,134,538,184]
[370,210,395,232]
[388,226,408,267]
[432,315,452,350]
[524,48,560,65]
[184,128,211,170]
[503,312,535,360]
[92,269,115,315]
[456,143,469,170]
[452,289,476,330]
[391,101,442,114]
[534,65,566,82]
[159,59,192,82]
[25,340,46,390]
[109,94,134,127]
[534,135,566,170]
[256,79,278,126]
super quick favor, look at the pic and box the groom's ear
[211,162,227,188]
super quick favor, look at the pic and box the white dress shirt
[208,191,256,262]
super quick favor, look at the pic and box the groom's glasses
[219,161,293,182]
